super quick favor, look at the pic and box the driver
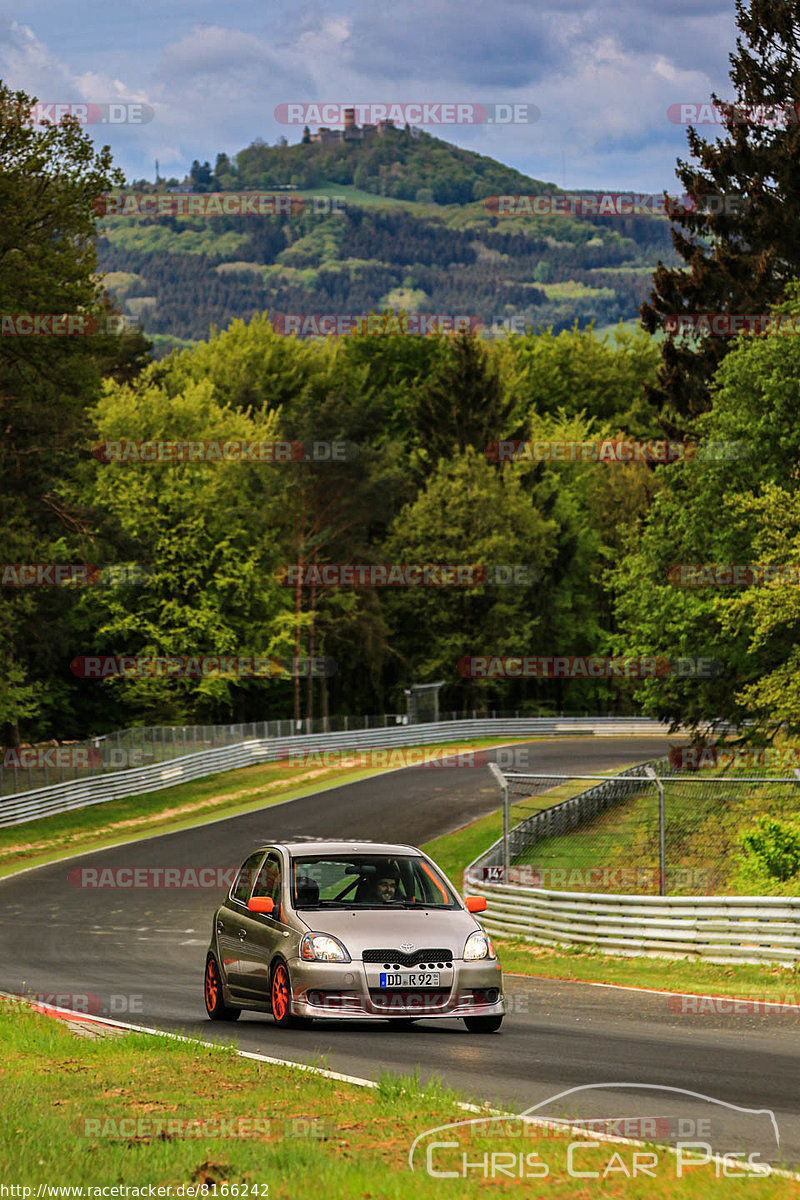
[373,870,401,903]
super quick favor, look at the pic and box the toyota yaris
[204,840,504,1032]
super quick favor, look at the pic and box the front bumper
[288,956,505,1020]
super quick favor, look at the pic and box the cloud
[0,1,744,189]
[344,0,561,87]
[0,17,147,105]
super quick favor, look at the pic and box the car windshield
[289,854,459,909]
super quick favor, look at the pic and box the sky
[0,0,740,192]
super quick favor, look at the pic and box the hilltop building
[303,107,396,145]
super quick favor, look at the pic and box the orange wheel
[204,954,241,1021]
[269,961,312,1027]
[205,958,218,1008]
[271,961,291,1025]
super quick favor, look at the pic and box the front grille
[362,947,453,968]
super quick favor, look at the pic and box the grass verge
[1,1003,792,1194]
[495,940,800,1002]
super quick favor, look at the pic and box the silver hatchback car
[204,840,504,1032]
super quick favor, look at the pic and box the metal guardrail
[1,710,678,797]
[464,875,800,965]
[466,761,800,966]
[0,716,673,828]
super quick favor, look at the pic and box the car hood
[295,906,481,958]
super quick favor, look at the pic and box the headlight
[464,931,495,961]
[300,932,351,962]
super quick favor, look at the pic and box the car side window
[231,851,266,905]
[252,853,282,905]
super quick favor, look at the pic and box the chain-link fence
[0,715,401,797]
[477,760,800,896]
[0,706,648,798]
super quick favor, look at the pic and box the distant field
[281,182,418,209]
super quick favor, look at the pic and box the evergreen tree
[0,81,126,745]
[642,0,800,435]
[404,331,524,471]
[189,159,214,191]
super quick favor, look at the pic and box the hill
[96,127,680,350]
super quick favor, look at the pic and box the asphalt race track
[2,737,799,1171]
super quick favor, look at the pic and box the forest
[5,0,800,746]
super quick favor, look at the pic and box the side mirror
[248,896,274,915]
[465,895,487,914]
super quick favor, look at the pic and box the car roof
[258,840,423,856]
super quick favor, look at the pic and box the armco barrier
[465,762,800,966]
[463,873,800,966]
[0,717,673,828]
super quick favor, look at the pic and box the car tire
[204,954,241,1021]
[270,960,311,1028]
[463,1015,503,1033]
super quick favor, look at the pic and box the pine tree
[642,0,800,435]
[404,331,524,471]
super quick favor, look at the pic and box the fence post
[488,763,510,877]
[644,765,666,895]
[504,778,510,875]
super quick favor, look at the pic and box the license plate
[379,971,440,988]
